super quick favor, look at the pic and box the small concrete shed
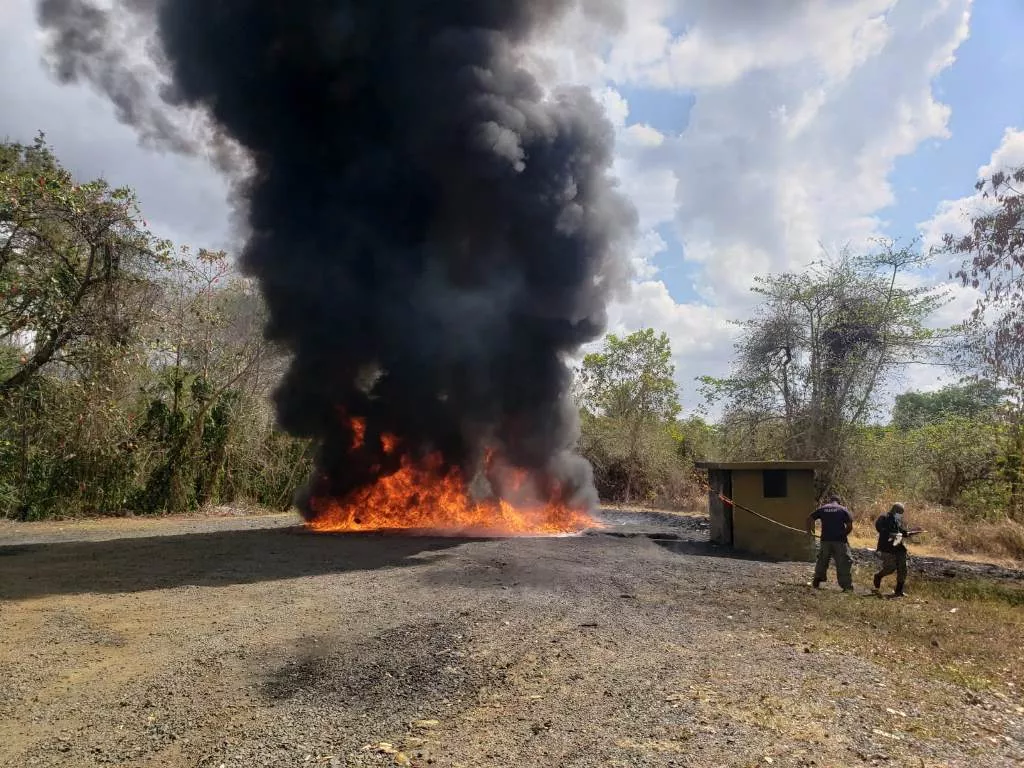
[694,461,828,562]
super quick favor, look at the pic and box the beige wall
[707,469,732,545]
[730,469,816,561]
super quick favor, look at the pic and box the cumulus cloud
[544,0,975,411]
[651,0,970,303]
[606,277,737,405]
[609,0,898,91]
[900,126,1024,395]
[883,122,1024,401]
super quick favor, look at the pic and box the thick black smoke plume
[36,0,635,516]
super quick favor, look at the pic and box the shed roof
[693,460,828,471]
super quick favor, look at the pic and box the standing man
[874,502,914,597]
[806,493,855,592]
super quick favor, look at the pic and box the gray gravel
[1,510,1021,767]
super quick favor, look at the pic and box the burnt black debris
[35,0,635,517]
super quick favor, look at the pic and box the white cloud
[896,126,1024,403]
[659,0,970,303]
[614,0,897,91]
[914,124,1024,358]
[977,127,1024,179]
[538,0,976,412]
[0,2,234,252]
[625,123,665,148]
[628,230,668,281]
[606,276,738,410]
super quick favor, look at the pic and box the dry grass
[849,500,1024,566]
[772,566,1024,697]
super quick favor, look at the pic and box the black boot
[893,582,906,598]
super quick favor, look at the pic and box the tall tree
[576,329,681,503]
[944,167,1024,518]
[0,136,305,520]
[0,134,171,393]
[701,243,947,493]
[0,135,174,518]
[577,328,680,422]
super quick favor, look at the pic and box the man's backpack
[874,514,887,534]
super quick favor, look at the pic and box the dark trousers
[814,541,853,589]
[875,550,907,592]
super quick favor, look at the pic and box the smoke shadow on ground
[0,527,487,601]
[644,534,800,564]
[261,618,480,709]
[594,529,792,565]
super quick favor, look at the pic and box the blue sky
[616,89,700,302]
[606,0,1024,310]
[882,0,1024,242]
[553,0,1022,409]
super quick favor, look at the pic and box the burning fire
[306,418,598,536]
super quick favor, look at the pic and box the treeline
[577,331,1020,519]
[3,136,1024,547]
[0,136,310,519]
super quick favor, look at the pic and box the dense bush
[579,413,700,509]
[845,418,1010,513]
[0,137,310,519]
[575,330,704,509]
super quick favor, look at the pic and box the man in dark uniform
[806,493,854,592]
[874,502,912,597]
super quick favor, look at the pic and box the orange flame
[350,418,366,449]
[307,418,598,536]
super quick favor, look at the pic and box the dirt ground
[1,511,1022,768]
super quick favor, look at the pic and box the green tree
[891,380,1004,430]
[913,416,1005,508]
[0,134,172,393]
[576,329,683,504]
[701,243,947,494]
[0,135,308,520]
[577,329,680,422]
[0,135,174,517]
[671,415,717,463]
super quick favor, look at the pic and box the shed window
[762,469,788,498]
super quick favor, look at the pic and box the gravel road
[1,510,1021,767]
